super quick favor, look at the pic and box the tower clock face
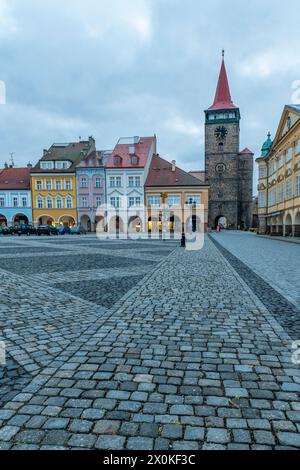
[214,125,228,141]
[216,163,226,174]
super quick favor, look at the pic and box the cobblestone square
[0,233,300,450]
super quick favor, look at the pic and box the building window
[110,197,121,208]
[286,178,293,200]
[278,154,284,168]
[81,177,88,189]
[96,196,102,207]
[22,197,27,207]
[13,197,18,207]
[296,140,300,155]
[268,159,276,175]
[0,197,5,207]
[41,161,54,170]
[268,189,276,206]
[259,166,265,178]
[47,199,53,209]
[259,192,265,208]
[36,180,42,190]
[128,197,141,207]
[131,156,138,165]
[167,195,181,206]
[95,177,101,188]
[147,196,161,206]
[128,176,140,187]
[37,199,43,209]
[66,198,73,209]
[286,148,293,162]
[56,161,70,170]
[110,177,121,188]
[46,180,52,190]
[296,175,300,196]
[187,195,201,205]
[56,180,62,190]
[114,156,122,166]
[81,196,88,208]
[57,199,62,209]
[66,180,72,190]
[278,183,284,203]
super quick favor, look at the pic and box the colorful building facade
[145,154,210,235]
[105,136,157,233]
[256,105,300,236]
[76,149,111,232]
[0,166,33,227]
[31,138,95,227]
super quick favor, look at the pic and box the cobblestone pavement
[210,231,300,309]
[0,234,300,450]
[210,234,300,341]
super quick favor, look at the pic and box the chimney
[171,160,176,172]
[27,162,33,168]
[88,136,96,155]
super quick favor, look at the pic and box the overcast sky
[1,0,300,185]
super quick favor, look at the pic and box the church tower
[204,52,253,230]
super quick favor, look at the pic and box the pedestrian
[216,223,221,233]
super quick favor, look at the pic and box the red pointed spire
[208,51,238,111]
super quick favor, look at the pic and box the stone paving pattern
[210,235,300,341]
[210,231,300,309]
[0,234,300,450]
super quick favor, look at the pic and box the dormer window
[131,155,138,165]
[56,161,71,170]
[114,156,122,166]
[41,161,54,170]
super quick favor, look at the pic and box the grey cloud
[0,0,299,187]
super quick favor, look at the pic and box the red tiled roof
[239,148,254,155]
[208,58,238,111]
[106,136,155,169]
[0,167,31,190]
[145,155,209,187]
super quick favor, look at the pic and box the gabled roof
[106,136,156,169]
[145,155,209,188]
[288,104,300,113]
[0,167,31,190]
[239,148,254,155]
[272,104,300,150]
[31,140,95,173]
[208,53,238,111]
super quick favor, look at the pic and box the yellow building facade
[144,155,210,235]
[31,174,77,227]
[31,140,95,227]
[256,105,300,236]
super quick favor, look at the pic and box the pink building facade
[76,150,110,232]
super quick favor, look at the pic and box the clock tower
[204,51,253,230]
